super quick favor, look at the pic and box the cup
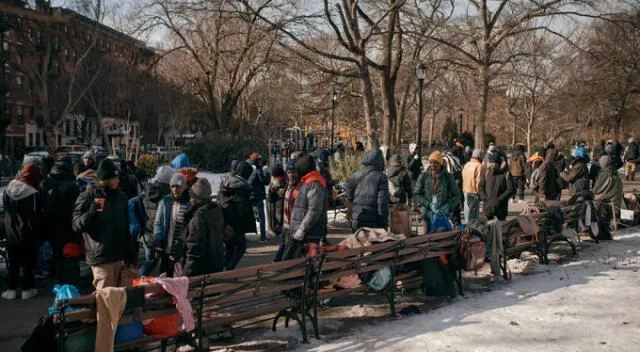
[94,198,105,212]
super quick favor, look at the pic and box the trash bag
[430,215,453,233]
[115,310,143,344]
[366,267,392,291]
[48,284,81,315]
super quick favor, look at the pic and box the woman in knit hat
[2,163,43,300]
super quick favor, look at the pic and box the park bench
[54,257,315,351]
[305,230,462,339]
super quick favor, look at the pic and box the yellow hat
[428,151,444,165]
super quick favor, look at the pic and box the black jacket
[561,158,590,187]
[181,201,225,276]
[480,167,514,221]
[346,149,389,230]
[72,184,135,266]
[386,165,413,204]
[248,160,271,201]
[3,180,42,245]
[42,163,80,253]
[625,142,640,162]
[406,155,423,181]
[218,174,256,234]
[119,173,139,200]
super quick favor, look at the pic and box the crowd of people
[1,136,635,300]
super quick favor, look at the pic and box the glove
[414,154,420,160]
[439,204,450,216]
[293,229,305,241]
[429,202,439,213]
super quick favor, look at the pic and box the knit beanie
[286,160,297,172]
[472,149,485,159]
[296,155,316,177]
[83,150,96,161]
[170,173,187,188]
[189,178,212,200]
[428,151,444,165]
[235,161,253,180]
[271,164,286,178]
[389,154,402,165]
[96,159,119,181]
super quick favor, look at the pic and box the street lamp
[330,87,338,151]
[416,63,427,157]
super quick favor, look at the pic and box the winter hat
[599,155,611,169]
[96,158,119,181]
[170,173,187,188]
[472,149,485,159]
[231,159,239,172]
[573,178,590,192]
[271,164,286,178]
[250,152,262,161]
[177,167,198,184]
[389,154,402,166]
[286,160,297,172]
[235,161,253,180]
[465,146,472,154]
[409,143,418,154]
[83,150,96,161]
[488,153,502,164]
[296,155,316,177]
[605,144,615,155]
[315,148,330,163]
[50,161,72,177]
[428,151,444,165]
[189,178,212,200]
[17,163,42,188]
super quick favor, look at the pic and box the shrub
[330,152,362,184]
[137,154,158,178]
[184,136,266,173]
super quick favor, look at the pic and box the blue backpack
[128,196,148,239]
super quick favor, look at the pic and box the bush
[136,154,158,178]
[330,152,362,184]
[184,136,266,173]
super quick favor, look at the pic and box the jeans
[7,241,37,290]
[464,193,480,224]
[273,228,291,262]
[252,200,267,240]
[225,232,247,270]
[140,244,157,277]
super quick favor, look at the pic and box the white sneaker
[21,288,38,300]
[1,290,17,300]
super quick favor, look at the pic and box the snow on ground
[295,229,640,352]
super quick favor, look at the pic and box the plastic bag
[115,310,143,344]
[48,284,81,315]
[62,242,84,259]
[430,215,453,234]
[366,267,392,291]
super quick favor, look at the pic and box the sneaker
[21,288,38,300]
[1,289,17,300]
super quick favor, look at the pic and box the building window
[16,73,23,88]
[64,25,68,33]
[43,133,48,145]
[36,133,40,146]
[16,53,22,65]
[73,120,78,137]
[28,133,33,146]
[16,106,24,125]
[57,134,61,146]
[4,103,11,118]
[65,120,70,137]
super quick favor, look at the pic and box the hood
[511,150,523,158]
[386,166,403,178]
[5,179,39,202]
[224,174,251,190]
[153,165,176,184]
[171,153,191,169]
[361,149,384,171]
[301,170,327,188]
[49,162,74,180]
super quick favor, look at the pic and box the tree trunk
[205,80,220,130]
[360,64,379,150]
[476,64,490,149]
[380,73,398,151]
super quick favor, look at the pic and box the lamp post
[416,63,427,157]
[330,87,337,151]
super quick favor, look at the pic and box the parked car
[56,145,87,157]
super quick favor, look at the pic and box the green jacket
[414,168,461,218]
[593,167,624,210]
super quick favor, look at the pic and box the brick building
[0,0,155,161]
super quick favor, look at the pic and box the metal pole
[416,78,424,157]
[331,99,336,151]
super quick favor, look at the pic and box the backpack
[459,231,486,274]
[128,196,148,240]
[388,175,403,203]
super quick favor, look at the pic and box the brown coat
[538,149,561,200]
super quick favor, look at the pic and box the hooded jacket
[509,150,527,177]
[624,141,640,163]
[386,164,413,204]
[480,166,514,220]
[247,159,271,201]
[42,162,80,251]
[3,179,42,244]
[218,174,256,233]
[414,164,461,218]
[346,149,390,229]
[538,148,561,200]
[561,158,590,188]
[72,184,135,266]
[594,164,624,210]
[180,201,225,276]
[290,170,328,242]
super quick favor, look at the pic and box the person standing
[386,154,413,208]
[346,149,389,232]
[285,156,328,259]
[480,154,515,221]
[274,161,301,262]
[1,164,43,300]
[624,137,639,181]
[72,159,136,289]
[42,162,80,284]
[406,143,423,183]
[144,174,190,276]
[219,161,255,270]
[247,153,271,243]
[180,178,225,276]
[414,151,461,233]
[537,148,562,201]
[74,150,97,176]
[510,144,527,203]
[462,150,485,223]
[267,165,287,238]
